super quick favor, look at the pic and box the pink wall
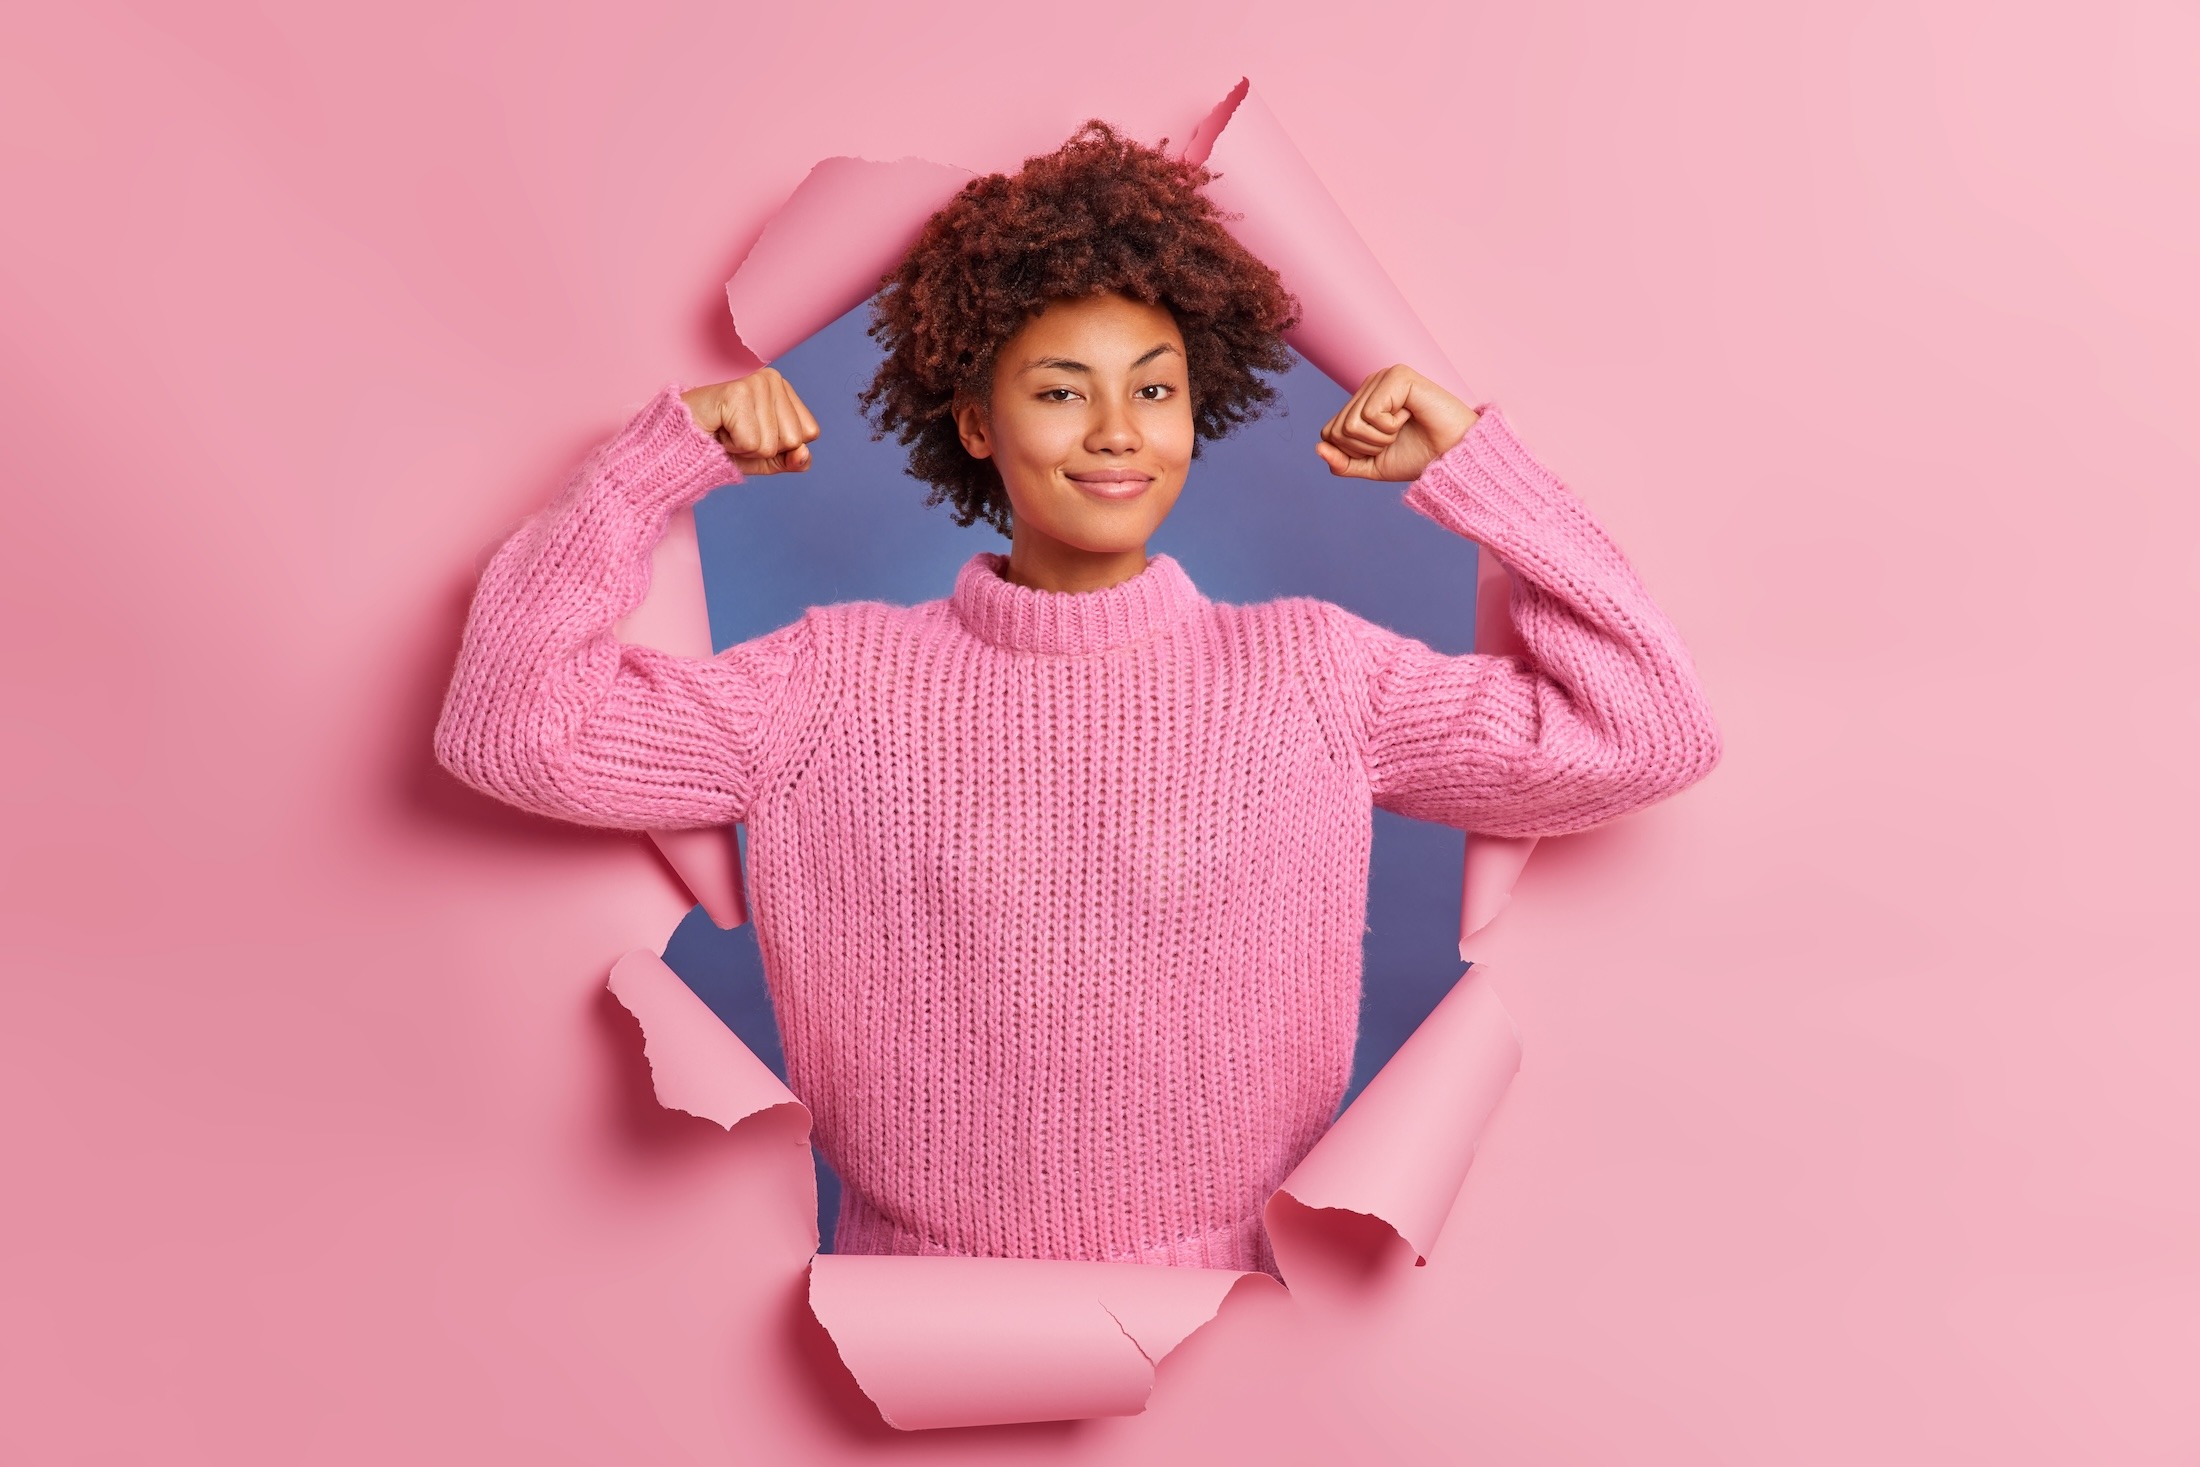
[4,1,2195,1461]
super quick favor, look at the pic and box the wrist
[677,385,716,436]
[1432,406,1479,458]
[611,385,743,519]
[1408,373,1480,459]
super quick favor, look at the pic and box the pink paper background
[5,1,2196,1462]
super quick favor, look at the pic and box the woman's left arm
[1314,366,1723,837]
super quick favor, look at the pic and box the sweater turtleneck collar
[949,550,1205,655]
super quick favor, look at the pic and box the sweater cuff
[1399,404,1578,543]
[599,383,746,521]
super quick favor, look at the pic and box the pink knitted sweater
[435,384,1721,1273]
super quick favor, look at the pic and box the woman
[435,123,1721,1276]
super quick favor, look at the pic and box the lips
[1064,469,1155,500]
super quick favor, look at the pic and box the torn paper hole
[602,77,1542,1429]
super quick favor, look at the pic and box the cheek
[1162,405,1197,469]
[1152,478,1189,526]
[997,410,1077,474]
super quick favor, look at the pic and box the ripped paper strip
[609,949,1520,1430]
[810,1255,1273,1430]
[723,155,979,367]
[1182,79,1537,945]
[645,77,1539,947]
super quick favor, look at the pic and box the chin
[1009,484,1180,555]
[1061,523,1163,555]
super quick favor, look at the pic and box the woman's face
[953,292,1195,558]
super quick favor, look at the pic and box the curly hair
[857,120,1300,536]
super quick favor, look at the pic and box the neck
[1003,524,1149,594]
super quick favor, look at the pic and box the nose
[1084,392,1141,455]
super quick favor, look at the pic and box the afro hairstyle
[857,120,1301,536]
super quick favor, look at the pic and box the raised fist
[681,367,821,476]
[1315,364,1478,483]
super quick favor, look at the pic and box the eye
[1038,387,1080,402]
[1135,383,1176,400]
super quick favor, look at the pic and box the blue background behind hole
[660,300,1482,1251]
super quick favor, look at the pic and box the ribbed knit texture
[435,384,1722,1274]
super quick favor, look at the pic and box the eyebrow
[1015,343,1181,375]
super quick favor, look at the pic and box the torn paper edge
[724,154,979,367]
[806,1254,1277,1430]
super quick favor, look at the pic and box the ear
[953,396,993,460]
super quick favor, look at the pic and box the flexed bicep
[1330,588,1719,839]
[543,617,816,830]
[433,384,820,831]
[1361,631,1662,836]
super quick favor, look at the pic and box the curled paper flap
[1185,79,1535,943]
[809,1255,1273,1430]
[1459,834,1537,949]
[724,155,978,366]
[1269,965,1521,1266]
[645,827,748,930]
[613,948,1518,1430]
[1186,79,1469,398]
[606,950,801,1131]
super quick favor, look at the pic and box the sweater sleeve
[432,384,814,831]
[1321,404,1722,837]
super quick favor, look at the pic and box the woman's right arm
[433,372,820,831]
